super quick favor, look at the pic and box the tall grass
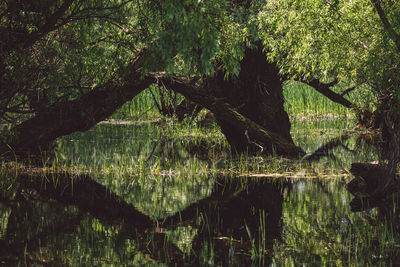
[112,80,357,121]
[283,81,353,118]
[111,89,157,120]
[111,85,187,121]
[272,179,400,266]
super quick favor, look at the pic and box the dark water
[0,119,399,266]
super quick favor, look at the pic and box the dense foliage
[259,0,400,111]
[1,2,400,264]
[0,0,136,123]
[1,0,399,160]
[0,0,250,124]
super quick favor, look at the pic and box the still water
[0,118,399,266]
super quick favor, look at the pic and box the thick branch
[371,0,400,53]
[1,51,154,157]
[24,0,75,48]
[306,79,354,108]
[152,73,305,157]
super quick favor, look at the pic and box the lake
[0,117,399,266]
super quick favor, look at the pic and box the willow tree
[5,0,389,160]
[0,0,307,158]
[258,0,400,193]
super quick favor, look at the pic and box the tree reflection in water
[0,173,283,266]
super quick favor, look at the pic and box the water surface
[0,118,398,266]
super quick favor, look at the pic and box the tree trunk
[1,52,154,158]
[377,103,400,193]
[207,44,294,154]
[1,48,304,159]
[156,74,304,157]
[349,99,400,199]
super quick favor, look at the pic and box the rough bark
[154,74,305,157]
[207,45,295,153]
[1,47,304,159]
[1,52,154,157]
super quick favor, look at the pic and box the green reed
[111,88,158,120]
[1,116,398,266]
[1,74,394,266]
[283,81,353,118]
[272,179,399,266]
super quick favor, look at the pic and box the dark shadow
[347,162,400,212]
[0,173,284,266]
[163,176,284,266]
[303,132,352,161]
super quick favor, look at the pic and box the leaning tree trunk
[155,74,304,157]
[207,44,294,154]
[1,48,304,159]
[0,51,154,158]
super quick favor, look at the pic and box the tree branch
[371,0,400,52]
[23,0,75,49]
[305,79,354,108]
[150,73,305,157]
[1,50,154,157]
[340,86,355,97]
[303,132,351,161]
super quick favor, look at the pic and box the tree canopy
[1,0,400,165]
[259,0,400,110]
[0,0,255,124]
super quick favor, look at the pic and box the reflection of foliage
[1,117,394,265]
[273,179,400,266]
[0,180,169,265]
[128,174,215,220]
[0,207,11,239]
[55,122,221,219]
[166,226,198,255]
